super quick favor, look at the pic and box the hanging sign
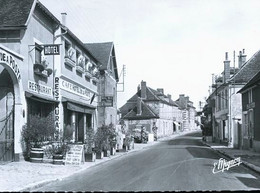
[65,144,84,165]
[99,96,113,107]
[43,44,60,55]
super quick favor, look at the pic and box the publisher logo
[212,157,242,174]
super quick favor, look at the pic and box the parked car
[133,128,149,143]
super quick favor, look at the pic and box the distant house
[238,69,260,152]
[120,81,184,139]
[85,42,119,127]
[175,94,197,131]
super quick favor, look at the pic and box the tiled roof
[84,42,113,70]
[0,0,35,27]
[231,49,260,83]
[84,42,119,81]
[238,69,260,93]
[122,100,159,120]
[0,0,60,28]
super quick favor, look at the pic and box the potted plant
[21,115,55,162]
[44,129,71,165]
[107,124,117,155]
[125,130,134,151]
[84,127,96,162]
[94,126,105,159]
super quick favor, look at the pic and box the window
[65,41,71,58]
[248,89,253,103]
[35,44,42,64]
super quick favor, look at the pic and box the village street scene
[1,0,260,192]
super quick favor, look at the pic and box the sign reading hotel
[65,145,84,165]
[0,48,21,81]
[43,44,60,55]
[60,79,92,101]
[28,81,53,97]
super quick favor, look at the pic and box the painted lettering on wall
[28,80,53,97]
[60,78,92,100]
[55,105,59,129]
[54,77,60,100]
[0,48,21,81]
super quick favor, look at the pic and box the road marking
[231,173,257,179]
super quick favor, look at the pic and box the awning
[25,91,58,104]
[63,97,95,114]
[174,121,180,126]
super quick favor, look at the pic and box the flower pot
[85,152,96,162]
[103,150,110,157]
[30,148,44,163]
[110,147,116,156]
[96,151,104,159]
[53,154,64,165]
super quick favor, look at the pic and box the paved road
[35,131,260,191]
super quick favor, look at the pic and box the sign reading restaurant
[0,48,21,81]
[28,80,53,97]
[60,78,92,101]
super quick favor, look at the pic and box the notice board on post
[65,144,84,165]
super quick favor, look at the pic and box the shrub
[21,115,55,160]
[85,127,95,153]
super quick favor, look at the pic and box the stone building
[0,0,60,161]
[84,42,119,127]
[207,49,260,148]
[120,81,183,138]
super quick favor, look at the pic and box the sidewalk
[203,141,260,174]
[0,129,198,192]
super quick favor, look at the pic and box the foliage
[124,130,134,146]
[44,129,71,158]
[94,124,117,152]
[21,115,55,160]
[84,127,95,153]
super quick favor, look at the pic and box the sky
[41,0,260,109]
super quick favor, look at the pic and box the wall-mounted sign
[60,78,92,101]
[65,145,84,165]
[43,44,60,55]
[0,48,21,81]
[99,96,113,107]
[28,80,53,97]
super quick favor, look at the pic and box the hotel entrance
[0,65,14,162]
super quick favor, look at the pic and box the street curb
[202,141,260,175]
[19,130,199,191]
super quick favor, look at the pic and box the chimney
[141,81,147,99]
[137,97,142,115]
[238,49,247,68]
[167,94,171,100]
[179,94,187,109]
[61,12,67,26]
[224,52,230,83]
[157,88,164,95]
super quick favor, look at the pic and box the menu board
[65,144,84,165]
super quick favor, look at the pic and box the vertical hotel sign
[0,48,21,81]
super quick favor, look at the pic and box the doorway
[0,67,14,162]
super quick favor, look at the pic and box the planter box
[30,148,44,163]
[103,150,111,157]
[53,154,64,165]
[96,151,104,159]
[84,152,96,162]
